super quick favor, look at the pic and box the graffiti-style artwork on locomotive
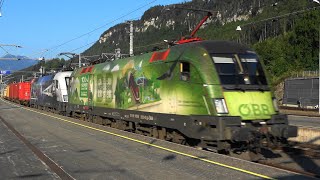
[113,60,161,109]
[69,58,162,110]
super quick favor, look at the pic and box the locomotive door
[173,61,207,115]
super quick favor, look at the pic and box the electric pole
[129,21,134,57]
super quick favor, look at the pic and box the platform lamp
[236,26,242,43]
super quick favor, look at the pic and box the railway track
[280,106,318,112]
[228,143,320,179]
[279,106,320,117]
[258,160,320,179]
[260,142,320,178]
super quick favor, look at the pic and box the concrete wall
[289,127,320,145]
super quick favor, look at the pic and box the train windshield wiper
[234,86,245,92]
[223,85,245,92]
[257,87,265,92]
[234,74,245,92]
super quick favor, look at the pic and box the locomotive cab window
[55,80,59,89]
[212,55,241,85]
[180,62,190,81]
[65,77,70,89]
[212,53,268,89]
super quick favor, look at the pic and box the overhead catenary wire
[0,46,10,54]
[69,41,96,53]
[45,0,158,56]
[0,0,4,10]
[49,0,190,58]
[0,0,4,16]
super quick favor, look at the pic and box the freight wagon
[9,83,19,102]
[17,82,31,106]
[4,86,10,100]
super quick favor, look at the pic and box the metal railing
[291,71,319,78]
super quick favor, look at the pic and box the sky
[0,0,188,60]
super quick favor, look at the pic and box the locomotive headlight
[214,98,228,114]
[272,98,279,112]
[63,95,68,102]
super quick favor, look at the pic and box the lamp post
[236,25,242,43]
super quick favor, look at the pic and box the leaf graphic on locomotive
[128,71,140,103]
[96,73,113,104]
[114,60,161,109]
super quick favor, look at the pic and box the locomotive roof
[53,71,72,80]
[177,40,254,54]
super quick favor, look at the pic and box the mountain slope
[79,0,319,84]
[0,54,38,71]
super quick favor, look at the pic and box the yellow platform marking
[1,99,275,179]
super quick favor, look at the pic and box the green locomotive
[67,40,297,153]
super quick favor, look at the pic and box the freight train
[3,40,297,156]
[4,81,31,106]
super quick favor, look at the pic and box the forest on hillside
[80,0,319,85]
[10,0,320,85]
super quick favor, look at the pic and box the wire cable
[69,41,96,53]
[0,0,4,9]
[45,0,158,55]
[0,46,10,54]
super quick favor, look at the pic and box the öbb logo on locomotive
[239,104,270,116]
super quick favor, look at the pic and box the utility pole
[79,53,81,68]
[129,21,134,57]
[0,74,2,97]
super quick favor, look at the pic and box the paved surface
[288,115,320,128]
[0,99,313,180]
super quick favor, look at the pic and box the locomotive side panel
[31,75,56,108]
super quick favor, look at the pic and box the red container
[18,82,31,101]
[10,83,19,100]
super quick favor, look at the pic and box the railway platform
[0,98,316,180]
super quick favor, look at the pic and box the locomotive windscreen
[212,53,268,89]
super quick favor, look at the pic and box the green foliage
[43,58,66,70]
[253,10,320,85]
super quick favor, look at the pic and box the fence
[292,71,319,78]
[283,77,319,109]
